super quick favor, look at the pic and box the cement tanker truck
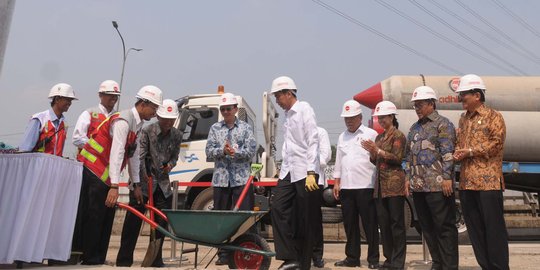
[354,75,540,193]
[353,75,540,240]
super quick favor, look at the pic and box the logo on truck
[185,153,199,163]
[449,78,460,92]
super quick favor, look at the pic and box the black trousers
[312,187,324,262]
[116,188,172,266]
[213,185,254,211]
[72,167,116,265]
[460,190,509,270]
[340,189,380,265]
[413,192,458,270]
[376,196,406,269]
[271,174,321,270]
[213,185,254,260]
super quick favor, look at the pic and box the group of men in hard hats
[20,80,182,267]
[268,74,508,270]
[20,73,508,270]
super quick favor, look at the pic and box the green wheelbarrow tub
[162,209,267,245]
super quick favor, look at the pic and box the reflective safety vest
[86,106,108,138]
[77,110,138,185]
[31,110,66,156]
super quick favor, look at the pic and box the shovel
[233,163,263,211]
[141,175,162,267]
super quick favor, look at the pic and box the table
[0,153,82,264]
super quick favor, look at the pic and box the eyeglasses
[458,91,474,97]
[412,101,429,110]
[220,106,236,112]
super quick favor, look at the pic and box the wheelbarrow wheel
[228,233,272,270]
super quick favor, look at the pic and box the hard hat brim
[100,91,121,96]
[340,111,362,117]
[219,102,238,107]
[372,112,398,116]
[157,112,179,119]
[49,95,78,100]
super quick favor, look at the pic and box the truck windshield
[180,107,219,142]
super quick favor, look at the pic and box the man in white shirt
[312,126,331,268]
[73,86,162,265]
[269,76,321,270]
[72,80,120,149]
[333,100,380,269]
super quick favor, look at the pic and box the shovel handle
[233,175,254,211]
[233,164,263,211]
[148,175,154,221]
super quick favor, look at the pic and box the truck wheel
[228,233,272,270]
[359,200,413,240]
[191,188,214,210]
[321,206,343,223]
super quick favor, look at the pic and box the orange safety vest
[87,107,108,138]
[31,111,66,156]
[77,111,138,185]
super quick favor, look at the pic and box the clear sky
[1,0,539,156]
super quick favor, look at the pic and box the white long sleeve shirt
[333,124,378,189]
[72,104,116,148]
[279,100,320,182]
[317,126,332,185]
[109,107,143,185]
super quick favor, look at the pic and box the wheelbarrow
[118,164,275,269]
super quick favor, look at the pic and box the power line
[310,0,463,74]
[409,0,528,75]
[454,0,540,63]
[491,0,540,40]
[429,0,540,65]
[375,0,524,75]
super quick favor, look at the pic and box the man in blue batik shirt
[405,86,458,270]
[205,92,257,265]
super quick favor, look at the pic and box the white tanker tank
[354,75,540,163]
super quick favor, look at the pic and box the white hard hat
[219,93,238,107]
[340,100,362,117]
[456,74,486,93]
[98,80,121,95]
[411,86,437,101]
[48,83,77,100]
[373,101,398,116]
[157,99,179,119]
[271,76,297,94]
[136,85,163,106]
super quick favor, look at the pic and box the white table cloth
[0,153,82,263]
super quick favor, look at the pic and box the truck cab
[170,87,277,210]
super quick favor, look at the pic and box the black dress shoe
[47,259,71,266]
[313,258,325,268]
[368,263,380,269]
[334,259,361,267]
[278,260,300,270]
[215,257,228,266]
[150,261,165,267]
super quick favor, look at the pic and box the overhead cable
[311,0,463,74]
[410,0,528,75]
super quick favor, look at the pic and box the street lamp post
[112,21,142,110]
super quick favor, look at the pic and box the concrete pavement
[3,235,540,269]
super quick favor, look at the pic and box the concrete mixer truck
[353,75,540,238]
